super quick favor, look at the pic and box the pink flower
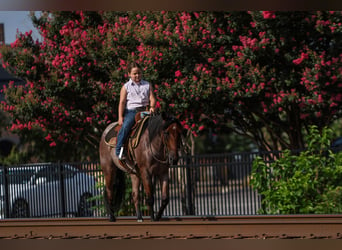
[293,58,303,65]
[259,31,266,38]
[49,141,56,147]
[330,26,337,33]
[175,70,182,77]
[45,134,52,141]
[262,11,276,19]
[317,95,323,103]
[301,53,309,59]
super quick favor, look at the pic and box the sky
[0,11,42,45]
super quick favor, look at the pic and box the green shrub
[251,125,342,214]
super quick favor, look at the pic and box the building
[0,23,24,157]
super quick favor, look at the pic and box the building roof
[0,65,24,84]
[0,65,25,102]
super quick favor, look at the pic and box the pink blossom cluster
[0,10,341,151]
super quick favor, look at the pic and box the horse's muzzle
[168,152,179,165]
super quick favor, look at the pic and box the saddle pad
[130,116,149,148]
[108,137,117,146]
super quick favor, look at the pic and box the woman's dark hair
[127,62,142,73]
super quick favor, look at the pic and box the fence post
[185,154,195,215]
[58,162,66,217]
[1,166,10,218]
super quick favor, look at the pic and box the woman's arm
[118,85,127,125]
[149,83,156,113]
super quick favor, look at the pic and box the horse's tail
[104,169,126,219]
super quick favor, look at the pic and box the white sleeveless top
[124,79,150,110]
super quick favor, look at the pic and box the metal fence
[0,152,265,219]
[165,152,261,216]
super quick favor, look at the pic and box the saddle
[104,112,150,173]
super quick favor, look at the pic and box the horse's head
[162,115,183,165]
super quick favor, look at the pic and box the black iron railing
[0,152,267,219]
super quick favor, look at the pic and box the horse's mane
[147,114,181,142]
[147,114,164,142]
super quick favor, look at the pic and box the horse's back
[102,122,118,140]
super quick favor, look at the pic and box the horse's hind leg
[104,172,116,222]
[156,174,169,221]
[130,173,143,222]
[104,188,116,222]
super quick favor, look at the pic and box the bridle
[149,119,181,165]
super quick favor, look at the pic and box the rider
[116,62,156,160]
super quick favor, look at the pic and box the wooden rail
[1,215,342,239]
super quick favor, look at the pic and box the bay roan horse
[99,113,183,222]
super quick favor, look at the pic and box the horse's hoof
[109,215,116,222]
[137,219,143,223]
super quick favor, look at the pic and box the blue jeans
[116,109,137,156]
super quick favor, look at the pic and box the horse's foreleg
[141,171,155,221]
[156,175,169,221]
[130,174,143,222]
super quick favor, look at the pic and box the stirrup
[118,147,125,160]
[119,159,137,174]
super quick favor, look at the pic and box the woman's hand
[118,117,124,126]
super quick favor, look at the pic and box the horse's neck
[152,131,164,145]
[150,130,166,152]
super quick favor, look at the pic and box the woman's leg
[116,110,136,157]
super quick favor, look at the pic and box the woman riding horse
[99,113,183,222]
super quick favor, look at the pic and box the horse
[99,113,183,222]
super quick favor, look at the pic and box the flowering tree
[222,11,342,150]
[0,11,341,161]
